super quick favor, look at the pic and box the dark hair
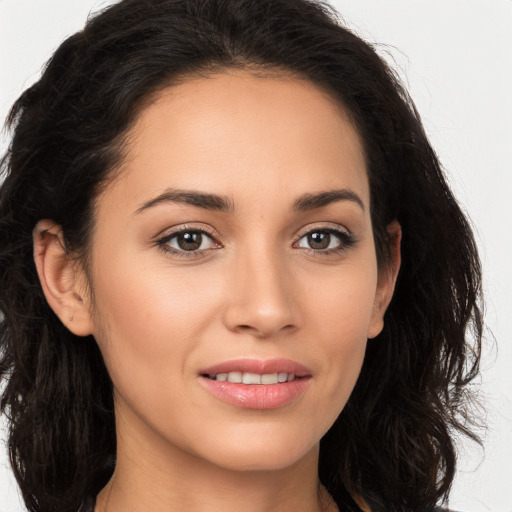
[0,0,483,511]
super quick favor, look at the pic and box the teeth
[210,372,298,384]
[242,372,262,384]
[261,373,278,384]
[227,371,242,383]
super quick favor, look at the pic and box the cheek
[303,255,378,340]
[88,253,223,392]
[306,262,377,387]
[87,260,226,454]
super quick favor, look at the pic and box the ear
[33,219,93,336]
[367,220,401,339]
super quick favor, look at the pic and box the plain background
[0,1,511,510]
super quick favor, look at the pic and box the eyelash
[155,225,220,259]
[155,225,357,259]
[293,226,357,256]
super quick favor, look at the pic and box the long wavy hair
[0,1,483,511]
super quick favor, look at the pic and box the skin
[33,69,400,512]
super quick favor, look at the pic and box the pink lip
[198,358,312,410]
[199,358,311,378]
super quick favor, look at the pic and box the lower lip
[199,376,311,409]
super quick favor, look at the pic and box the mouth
[202,372,299,384]
[199,358,311,382]
[198,358,312,409]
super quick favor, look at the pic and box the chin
[192,428,319,472]
[212,447,314,472]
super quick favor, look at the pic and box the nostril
[235,324,262,335]
[223,295,298,337]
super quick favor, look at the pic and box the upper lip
[199,358,312,378]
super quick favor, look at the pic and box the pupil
[308,231,330,249]
[178,232,202,251]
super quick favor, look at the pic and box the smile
[206,372,297,384]
[199,358,311,409]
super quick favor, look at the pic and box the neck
[95,405,337,512]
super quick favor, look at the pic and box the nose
[222,248,298,339]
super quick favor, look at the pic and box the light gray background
[1,1,511,511]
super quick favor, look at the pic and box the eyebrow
[293,189,365,211]
[134,188,234,214]
[134,187,364,215]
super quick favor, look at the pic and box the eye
[296,227,355,253]
[157,228,220,255]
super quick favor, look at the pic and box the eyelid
[153,223,220,243]
[153,223,223,257]
[292,222,357,254]
[294,222,352,239]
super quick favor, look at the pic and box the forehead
[101,69,369,213]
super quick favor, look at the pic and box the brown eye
[162,230,217,253]
[176,232,203,251]
[307,232,331,250]
[296,227,355,253]
[299,230,340,250]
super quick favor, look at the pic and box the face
[75,70,395,472]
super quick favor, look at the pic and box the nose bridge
[223,237,297,337]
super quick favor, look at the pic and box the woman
[0,0,483,511]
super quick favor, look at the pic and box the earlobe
[33,219,93,337]
[367,220,402,339]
